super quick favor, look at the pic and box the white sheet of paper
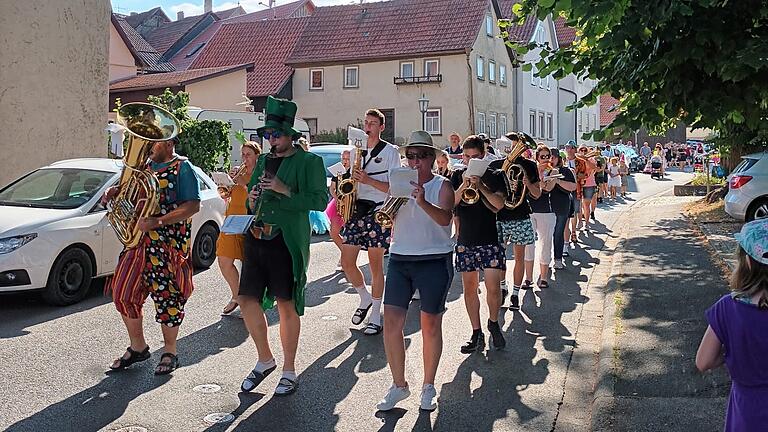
[221,215,255,235]
[348,126,367,147]
[211,172,234,187]
[388,167,418,198]
[465,158,491,177]
[327,162,346,177]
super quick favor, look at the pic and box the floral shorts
[497,219,536,246]
[455,244,506,272]
[341,213,391,250]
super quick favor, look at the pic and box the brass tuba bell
[107,103,181,249]
[501,132,536,210]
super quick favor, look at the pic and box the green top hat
[257,96,302,139]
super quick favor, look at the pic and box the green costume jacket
[246,146,328,316]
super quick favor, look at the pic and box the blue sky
[112,0,352,17]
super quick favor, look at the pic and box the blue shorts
[384,254,453,314]
[455,244,506,272]
[582,186,596,200]
[341,213,391,250]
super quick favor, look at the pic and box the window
[530,64,540,87]
[489,60,496,83]
[529,110,536,136]
[310,69,323,90]
[305,118,318,138]
[477,112,486,135]
[578,111,583,132]
[344,66,359,88]
[585,113,590,131]
[499,114,507,136]
[538,112,545,139]
[499,64,507,86]
[400,61,414,80]
[476,56,484,80]
[547,113,553,140]
[545,75,551,91]
[424,59,439,77]
[425,108,441,135]
[486,14,493,36]
[185,42,205,57]
[489,113,497,138]
[593,114,598,131]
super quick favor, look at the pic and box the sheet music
[465,158,491,177]
[221,215,255,234]
[388,167,418,198]
[211,171,234,187]
[347,126,367,147]
[327,162,346,177]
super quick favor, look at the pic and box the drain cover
[115,427,148,432]
[321,315,338,321]
[204,413,235,424]
[193,384,221,394]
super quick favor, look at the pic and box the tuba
[374,196,409,229]
[500,132,536,210]
[574,148,601,199]
[336,143,363,222]
[107,103,181,249]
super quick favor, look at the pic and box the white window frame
[578,111,583,132]
[400,61,415,80]
[547,113,553,140]
[538,111,545,139]
[488,60,496,83]
[309,68,324,90]
[545,75,551,91]
[477,56,484,80]
[477,112,486,135]
[531,64,540,87]
[529,110,536,137]
[585,112,590,131]
[499,64,507,86]
[489,112,497,138]
[343,65,359,88]
[425,108,441,135]
[593,114,598,131]
[424,59,439,77]
[499,114,507,136]
[486,14,493,36]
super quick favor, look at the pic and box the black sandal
[154,353,179,376]
[537,280,549,289]
[363,322,382,336]
[351,302,372,325]
[521,280,533,290]
[109,346,150,371]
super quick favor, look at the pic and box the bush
[690,173,726,186]
[313,119,364,145]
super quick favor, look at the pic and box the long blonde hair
[731,246,768,306]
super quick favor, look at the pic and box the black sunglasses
[260,130,284,140]
[538,153,551,159]
[405,152,432,160]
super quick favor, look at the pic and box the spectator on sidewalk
[548,148,576,270]
[696,219,768,432]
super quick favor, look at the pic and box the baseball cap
[735,219,768,265]
[564,140,577,149]
[477,133,491,143]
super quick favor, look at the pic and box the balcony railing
[393,74,442,85]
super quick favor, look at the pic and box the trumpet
[374,196,409,229]
[218,164,249,199]
[461,181,480,204]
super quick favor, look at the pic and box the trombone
[218,164,248,199]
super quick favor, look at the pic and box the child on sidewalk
[696,219,768,431]
[618,158,629,197]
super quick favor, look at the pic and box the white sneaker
[412,290,421,301]
[553,259,565,269]
[420,384,438,411]
[563,243,569,253]
[377,384,410,411]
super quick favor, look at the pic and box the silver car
[725,151,768,221]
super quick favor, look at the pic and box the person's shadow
[4,317,249,432]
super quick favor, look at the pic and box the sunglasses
[260,130,284,140]
[405,152,432,160]
[538,153,551,159]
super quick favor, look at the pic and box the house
[109,13,175,83]
[1,1,109,186]
[109,64,253,112]
[286,0,516,145]
[599,94,687,145]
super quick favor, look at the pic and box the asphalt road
[0,170,693,432]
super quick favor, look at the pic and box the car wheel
[192,223,218,269]
[42,247,94,306]
[746,198,768,222]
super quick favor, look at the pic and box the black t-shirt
[489,157,540,221]
[548,166,575,214]
[450,168,505,246]
[445,145,462,155]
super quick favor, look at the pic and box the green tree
[501,0,767,168]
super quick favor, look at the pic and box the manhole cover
[193,384,221,394]
[321,315,338,321]
[115,427,148,432]
[204,413,235,424]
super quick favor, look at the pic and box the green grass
[689,173,726,186]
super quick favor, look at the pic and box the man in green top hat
[238,95,328,396]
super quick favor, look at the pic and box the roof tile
[113,14,176,73]
[497,0,538,42]
[143,13,212,55]
[554,16,577,47]
[109,65,250,91]
[600,94,621,126]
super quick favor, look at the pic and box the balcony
[393,74,442,85]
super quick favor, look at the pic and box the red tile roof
[554,16,578,47]
[112,14,175,73]
[191,18,310,97]
[143,12,214,55]
[216,6,246,20]
[496,0,538,43]
[245,0,314,21]
[109,64,252,92]
[600,94,621,127]
[286,0,490,66]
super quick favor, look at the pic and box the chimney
[204,0,212,13]
[177,11,184,20]
[130,12,137,16]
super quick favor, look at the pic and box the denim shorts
[384,254,453,314]
[582,186,596,200]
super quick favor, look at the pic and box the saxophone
[336,144,363,222]
[107,103,181,249]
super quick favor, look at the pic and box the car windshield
[0,168,114,209]
[313,151,343,178]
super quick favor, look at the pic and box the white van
[187,108,310,166]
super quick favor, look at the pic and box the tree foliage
[502,0,767,164]
[147,89,231,174]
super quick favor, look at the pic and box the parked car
[725,151,768,222]
[0,158,225,305]
[309,144,356,187]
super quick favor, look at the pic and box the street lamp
[418,93,429,131]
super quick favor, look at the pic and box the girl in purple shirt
[696,219,768,431]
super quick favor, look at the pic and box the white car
[0,158,225,305]
[725,151,768,222]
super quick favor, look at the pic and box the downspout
[466,47,475,134]
[513,59,523,132]
[560,86,578,145]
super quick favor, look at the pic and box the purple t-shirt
[706,294,768,431]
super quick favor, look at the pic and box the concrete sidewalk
[592,195,732,432]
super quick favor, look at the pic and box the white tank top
[390,175,455,256]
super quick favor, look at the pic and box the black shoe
[488,320,506,350]
[501,288,509,306]
[460,331,485,354]
[521,280,533,290]
[509,295,520,311]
